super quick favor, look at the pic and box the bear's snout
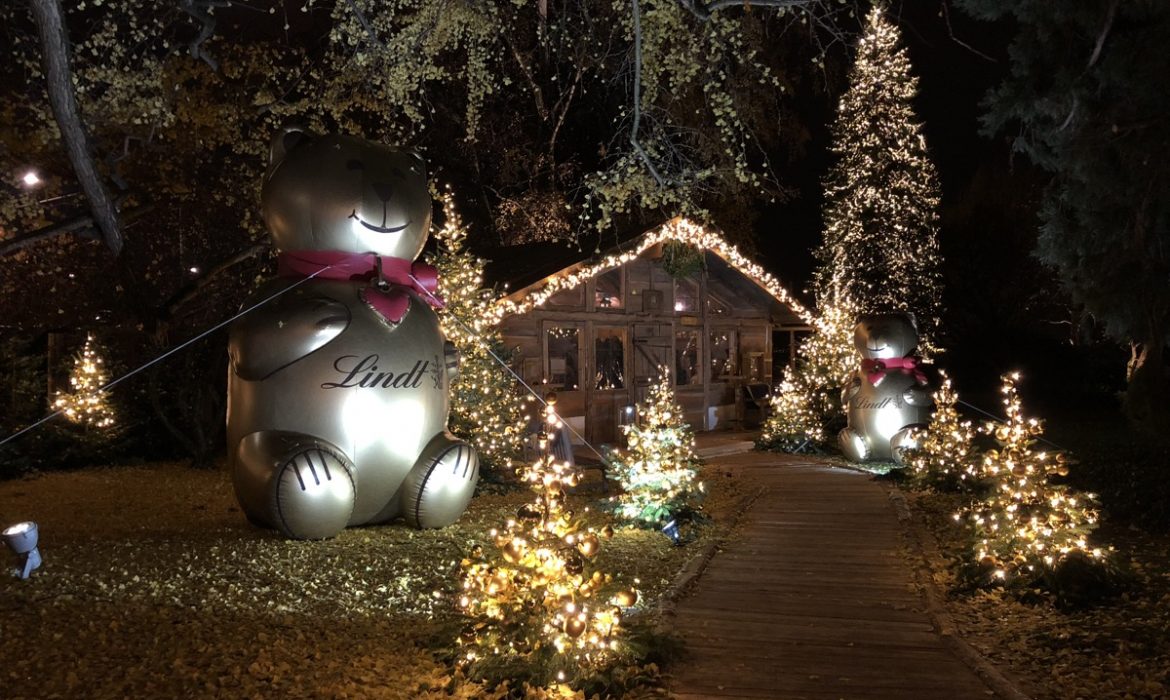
[372,182,394,202]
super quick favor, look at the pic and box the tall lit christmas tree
[53,334,116,430]
[458,395,631,688]
[430,191,528,473]
[904,370,978,491]
[610,367,703,526]
[959,373,1104,583]
[764,7,942,450]
[813,4,943,349]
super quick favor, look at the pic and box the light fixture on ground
[3,521,42,579]
[21,171,40,187]
[661,518,681,545]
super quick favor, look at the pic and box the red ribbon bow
[277,250,444,324]
[860,357,927,386]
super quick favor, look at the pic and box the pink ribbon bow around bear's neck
[860,356,927,386]
[277,250,444,324]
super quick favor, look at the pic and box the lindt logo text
[321,355,429,389]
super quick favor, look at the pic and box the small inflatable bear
[838,313,933,464]
[226,127,479,539]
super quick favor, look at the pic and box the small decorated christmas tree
[53,334,116,430]
[905,370,978,491]
[431,191,529,473]
[960,373,1104,583]
[760,304,856,450]
[458,395,632,688]
[610,366,704,526]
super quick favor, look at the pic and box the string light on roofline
[489,218,819,329]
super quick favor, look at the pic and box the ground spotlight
[661,518,681,545]
[3,521,42,579]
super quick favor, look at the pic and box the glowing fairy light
[457,393,633,687]
[903,370,978,490]
[959,373,1105,583]
[608,366,704,526]
[52,334,116,429]
[430,189,529,472]
[490,217,815,329]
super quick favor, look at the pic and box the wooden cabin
[487,219,812,445]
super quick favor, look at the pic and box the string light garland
[52,334,116,429]
[430,190,529,473]
[904,370,978,491]
[957,373,1105,583]
[491,217,816,328]
[457,395,634,688]
[609,366,704,526]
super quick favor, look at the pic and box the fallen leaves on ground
[0,461,748,699]
[910,491,1170,700]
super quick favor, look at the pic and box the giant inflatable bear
[838,313,933,464]
[226,127,479,539]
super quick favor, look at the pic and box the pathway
[665,452,997,699]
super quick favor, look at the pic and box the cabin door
[632,323,672,404]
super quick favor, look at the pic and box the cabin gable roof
[484,218,814,326]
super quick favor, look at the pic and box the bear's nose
[371,181,394,202]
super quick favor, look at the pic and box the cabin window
[594,326,626,390]
[545,326,581,391]
[675,330,700,385]
[706,292,731,316]
[710,329,737,379]
[674,278,698,313]
[546,285,584,309]
[594,268,624,309]
[629,261,673,313]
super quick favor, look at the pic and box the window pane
[546,327,580,390]
[710,329,736,379]
[594,327,626,390]
[674,279,698,313]
[675,330,700,385]
[594,268,624,309]
[547,285,584,308]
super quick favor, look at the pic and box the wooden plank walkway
[667,452,995,700]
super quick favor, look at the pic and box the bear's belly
[847,376,929,459]
[228,282,449,524]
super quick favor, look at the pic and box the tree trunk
[29,0,124,256]
[1124,333,1169,432]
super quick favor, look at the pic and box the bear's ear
[270,124,313,166]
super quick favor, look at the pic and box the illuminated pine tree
[813,5,943,350]
[458,396,631,689]
[431,191,528,473]
[760,304,856,450]
[960,373,1104,583]
[904,370,978,491]
[53,334,116,430]
[610,367,704,526]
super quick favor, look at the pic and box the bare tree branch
[0,200,149,258]
[940,1,997,63]
[346,0,386,49]
[179,0,230,71]
[162,243,268,319]
[30,0,125,256]
[1087,0,1119,70]
[630,0,665,186]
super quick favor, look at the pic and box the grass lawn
[0,462,751,699]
